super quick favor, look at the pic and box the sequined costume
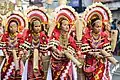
[1,11,26,80]
[82,30,111,80]
[81,2,116,80]
[21,6,49,80]
[48,5,81,80]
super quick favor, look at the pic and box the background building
[83,0,120,19]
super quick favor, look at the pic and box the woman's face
[61,20,69,32]
[9,22,18,34]
[33,20,42,33]
[92,20,102,34]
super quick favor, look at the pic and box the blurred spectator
[116,20,120,55]
[29,0,43,7]
[111,19,118,30]
[117,20,120,40]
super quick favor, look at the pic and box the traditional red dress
[49,28,78,80]
[23,29,48,79]
[1,32,24,80]
[82,30,111,80]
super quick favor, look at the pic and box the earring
[57,23,60,29]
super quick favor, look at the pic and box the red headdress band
[5,11,27,32]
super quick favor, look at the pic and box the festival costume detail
[0,11,26,80]
[48,5,83,80]
[21,6,49,80]
[0,14,4,37]
[82,2,119,80]
[0,14,5,79]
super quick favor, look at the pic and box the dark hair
[117,20,120,25]
[112,19,118,24]
[91,17,100,27]
[30,19,44,31]
[102,22,106,31]
[8,20,18,33]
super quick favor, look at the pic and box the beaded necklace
[91,32,101,49]
[59,31,68,48]
[32,32,40,48]
[8,33,18,49]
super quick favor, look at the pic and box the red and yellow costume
[48,5,81,80]
[82,2,113,80]
[22,6,49,80]
[1,11,26,80]
[50,29,77,80]
[82,31,111,80]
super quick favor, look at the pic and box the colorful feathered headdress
[25,6,48,30]
[54,5,79,28]
[5,11,27,32]
[82,2,112,26]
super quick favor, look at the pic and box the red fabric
[50,28,77,51]
[23,29,48,80]
[1,32,24,48]
[82,30,110,80]
[23,29,48,45]
[1,32,24,79]
[50,28,77,80]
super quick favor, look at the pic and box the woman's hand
[18,50,24,59]
[3,49,9,59]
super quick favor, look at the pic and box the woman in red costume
[21,6,49,80]
[47,5,83,80]
[82,2,119,80]
[0,11,26,80]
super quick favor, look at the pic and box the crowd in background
[111,19,120,55]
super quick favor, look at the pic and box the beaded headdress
[54,5,79,29]
[25,6,48,30]
[5,11,27,32]
[83,2,112,26]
